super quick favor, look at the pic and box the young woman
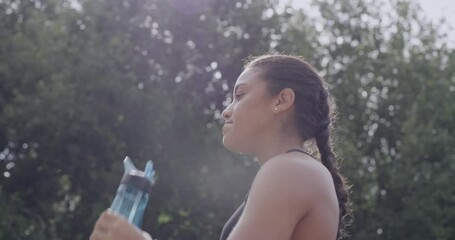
[90,54,351,240]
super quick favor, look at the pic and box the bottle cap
[121,169,153,194]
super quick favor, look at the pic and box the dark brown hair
[245,54,351,239]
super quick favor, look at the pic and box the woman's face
[222,67,277,154]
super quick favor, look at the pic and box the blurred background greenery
[0,0,454,239]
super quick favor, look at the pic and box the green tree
[1,0,454,239]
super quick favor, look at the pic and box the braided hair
[245,54,351,239]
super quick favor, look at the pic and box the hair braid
[315,88,350,239]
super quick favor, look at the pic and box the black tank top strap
[285,148,312,157]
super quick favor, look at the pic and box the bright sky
[417,0,455,44]
[288,0,455,46]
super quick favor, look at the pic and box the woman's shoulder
[229,152,336,239]
[253,152,335,205]
[261,152,333,184]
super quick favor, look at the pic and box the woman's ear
[273,88,295,113]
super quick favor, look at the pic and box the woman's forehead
[235,68,263,86]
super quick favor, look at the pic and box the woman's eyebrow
[233,83,247,93]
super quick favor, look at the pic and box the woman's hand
[90,210,153,240]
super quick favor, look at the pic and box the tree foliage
[0,0,453,239]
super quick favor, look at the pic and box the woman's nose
[222,106,232,121]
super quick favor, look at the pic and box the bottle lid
[121,170,153,194]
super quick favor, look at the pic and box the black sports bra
[219,149,310,240]
[219,194,248,240]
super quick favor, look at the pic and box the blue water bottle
[110,156,155,227]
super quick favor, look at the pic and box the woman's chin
[222,136,234,151]
[222,137,248,154]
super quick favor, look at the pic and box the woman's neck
[254,132,304,166]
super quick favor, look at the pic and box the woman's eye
[234,93,244,100]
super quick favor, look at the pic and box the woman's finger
[101,210,121,222]
[91,210,146,240]
[93,217,108,233]
[93,210,119,234]
[90,227,110,240]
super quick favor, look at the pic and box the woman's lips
[222,123,232,134]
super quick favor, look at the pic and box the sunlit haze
[287,0,455,46]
